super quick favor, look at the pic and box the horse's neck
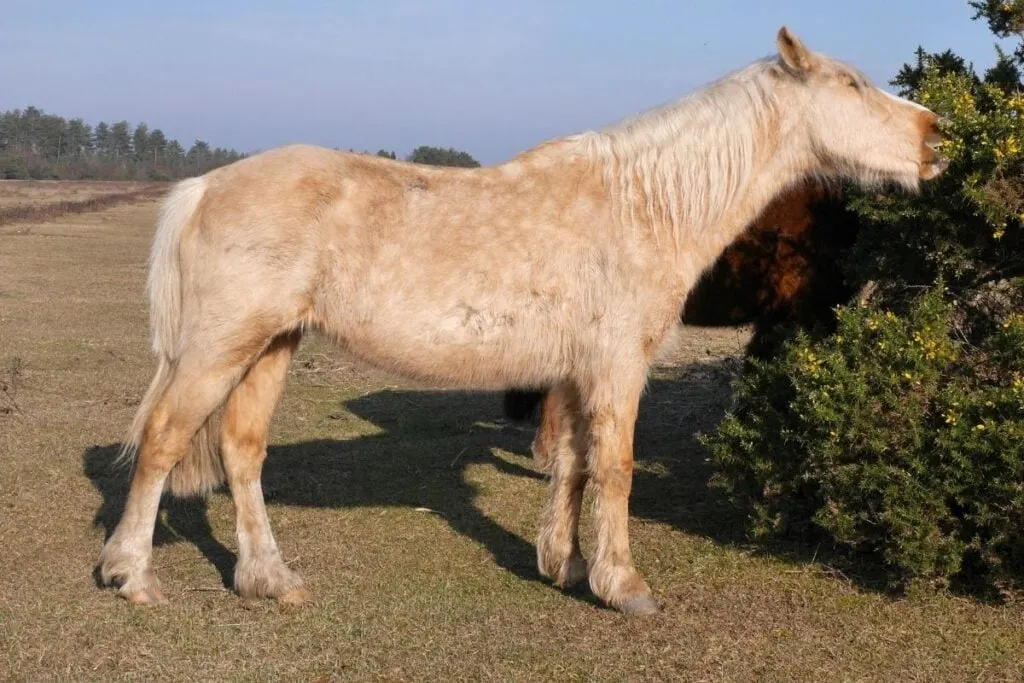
[670,123,813,290]
[717,153,811,246]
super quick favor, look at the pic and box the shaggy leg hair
[220,332,310,604]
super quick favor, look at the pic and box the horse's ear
[776,26,816,75]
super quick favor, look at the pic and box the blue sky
[2,1,1014,164]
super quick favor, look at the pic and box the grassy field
[0,180,156,208]
[1,181,1022,681]
[0,181,166,230]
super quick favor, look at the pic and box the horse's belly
[323,298,565,389]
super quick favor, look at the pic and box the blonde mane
[574,58,783,249]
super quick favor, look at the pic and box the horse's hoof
[557,555,589,588]
[235,559,308,603]
[277,586,312,606]
[101,562,168,606]
[124,584,169,606]
[538,545,588,589]
[619,594,661,615]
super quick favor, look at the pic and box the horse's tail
[117,176,224,498]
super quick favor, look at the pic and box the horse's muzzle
[919,112,949,180]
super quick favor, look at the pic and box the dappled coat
[503,180,862,421]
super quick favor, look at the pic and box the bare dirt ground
[1,183,1022,681]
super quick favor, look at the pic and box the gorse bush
[705,294,1024,585]
[703,5,1024,590]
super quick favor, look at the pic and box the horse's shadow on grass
[82,358,902,603]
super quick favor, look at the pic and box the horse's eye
[845,75,861,90]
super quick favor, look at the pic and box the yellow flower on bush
[1002,313,1024,329]
[917,68,1024,234]
[952,91,976,118]
[993,135,1020,160]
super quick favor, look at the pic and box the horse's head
[771,26,947,190]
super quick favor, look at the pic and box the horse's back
[176,144,602,388]
[175,141,674,391]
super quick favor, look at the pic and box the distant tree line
[0,106,244,181]
[362,145,481,168]
[0,105,484,182]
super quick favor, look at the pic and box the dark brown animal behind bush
[683,179,862,355]
[502,180,862,425]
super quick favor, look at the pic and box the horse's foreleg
[535,383,589,588]
[583,375,659,615]
[220,332,309,604]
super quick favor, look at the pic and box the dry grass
[0,180,167,229]
[0,180,158,207]
[0,184,1022,681]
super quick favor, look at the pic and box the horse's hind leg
[98,343,259,604]
[530,389,563,472]
[220,332,308,604]
[536,383,589,588]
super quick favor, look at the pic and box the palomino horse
[502,179,862,463]
[98,27,946,614]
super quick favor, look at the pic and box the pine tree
[66,119,93,158]
[148,128,167,165]
[93,122,112,159]
[186,140,212,173]
[109,121,132,160]
[132,123,150,163]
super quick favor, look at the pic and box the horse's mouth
[920,158,948,180]
[919,139,948,180]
